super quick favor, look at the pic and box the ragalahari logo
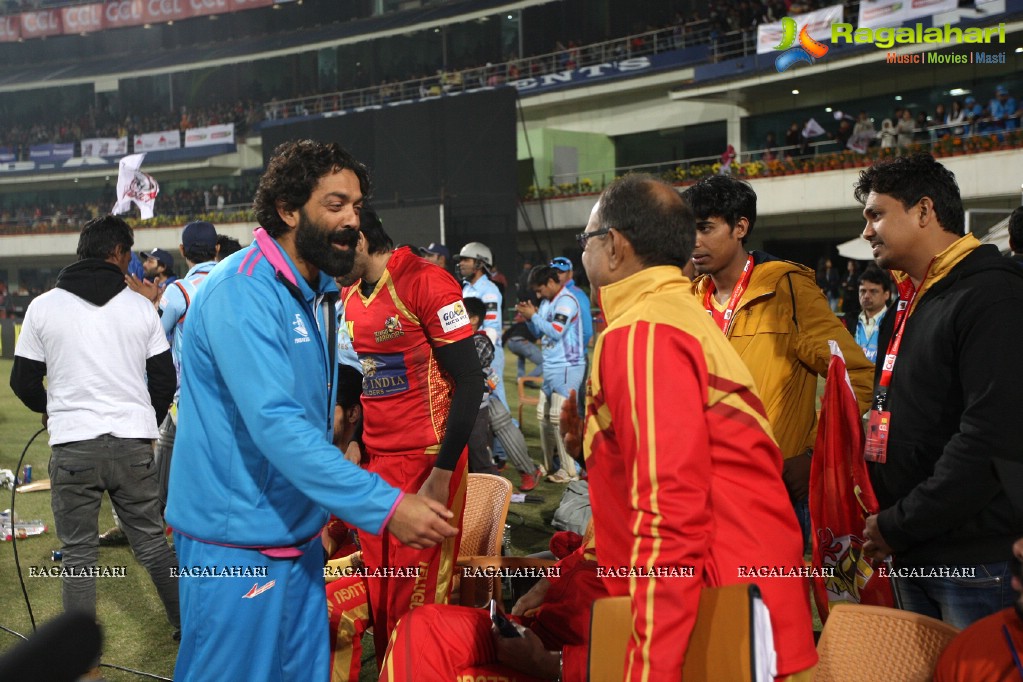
[774,16,829,72]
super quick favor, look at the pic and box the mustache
[333,227,361,248]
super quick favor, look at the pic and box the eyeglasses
[575,227,612,251]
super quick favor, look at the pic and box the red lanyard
[865,271,927,464]
[703,255,754,335]
[877,270,927,389]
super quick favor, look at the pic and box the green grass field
[0,355,562,680]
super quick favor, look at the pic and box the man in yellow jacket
[682,175,874,545]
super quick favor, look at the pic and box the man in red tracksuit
[338,210,483,662]
[577,174,818,680]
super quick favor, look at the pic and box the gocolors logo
[774,16,829,72]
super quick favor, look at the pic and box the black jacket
[870,244,1023,566]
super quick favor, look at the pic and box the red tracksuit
[586,266,818,680]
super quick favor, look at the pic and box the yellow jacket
[692,254,874,458]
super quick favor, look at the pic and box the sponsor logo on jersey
[361,353,410,397]
[360,356,385,377]
[438,300,470,333]
[374,315,405,343]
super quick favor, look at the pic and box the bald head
[594,174,694,269]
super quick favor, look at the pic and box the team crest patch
[438,301,470,333]
[361,356,384,377]
[374,315,405,343]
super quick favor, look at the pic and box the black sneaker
[98,527,129,547]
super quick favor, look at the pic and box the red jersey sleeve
[413,262,474,345]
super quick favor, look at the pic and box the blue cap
[995,84,1008,95]
[422,242,450,260]
[182,221,217,250]
[549,256,573,272]
[141,248,175,272]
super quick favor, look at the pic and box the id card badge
[864,409,891,463]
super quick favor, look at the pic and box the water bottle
[1,510,48,541]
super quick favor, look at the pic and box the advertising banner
[81,137,129,157]
[857,0,958,29]
[134,129,181,152]
[28,143,75,162]
[183,123,235,147]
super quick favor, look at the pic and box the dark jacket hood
[55,259,127,306]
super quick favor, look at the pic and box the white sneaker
[546,469,573,483]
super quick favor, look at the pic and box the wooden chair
[516,376,543,424]
[453,473,513,607]
[588,584,761,682]
[815,603,959,682]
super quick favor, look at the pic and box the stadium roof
[0,0,556,92]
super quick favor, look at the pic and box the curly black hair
[253,140,371,238]
[680,175,757,244]
[854,154,964,236]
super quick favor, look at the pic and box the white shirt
[15,287,169,445]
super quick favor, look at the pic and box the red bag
[810,341,894,623]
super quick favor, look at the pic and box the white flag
[112,153,159,220]
[802,118,827,139]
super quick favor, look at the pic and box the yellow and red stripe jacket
[586,265,818,680]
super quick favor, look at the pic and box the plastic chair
[453,473,513,606]
[589,584,760,682]
[815,603,960,682]
[517,376,543,424]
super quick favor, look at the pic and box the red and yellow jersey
[586,266,817,680]
[342,247,473,456]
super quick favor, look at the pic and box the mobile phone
[489,599,523,638]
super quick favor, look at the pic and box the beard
[294,209,360,278]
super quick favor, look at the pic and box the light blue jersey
[462,274,503,345]
[565,278,593,347]
[529,286,585,370]
[463,273,507,407]
[336,301,362,374]
[159,260,217,391]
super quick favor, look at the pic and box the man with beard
[933,539,1023,681]
[336,204,484,666]
[165,140,459,682]
[139,247,177,296]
